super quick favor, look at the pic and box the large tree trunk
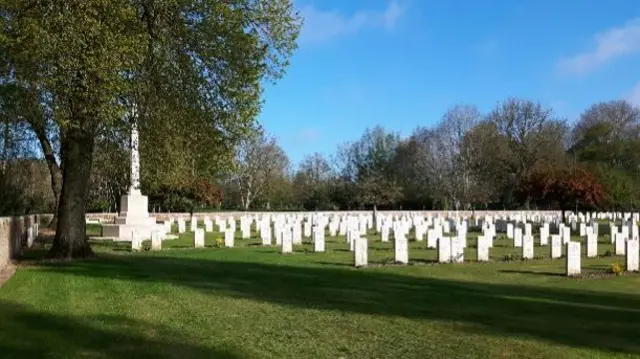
[49,129,95,259]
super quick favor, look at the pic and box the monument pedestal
[102,192,163,241]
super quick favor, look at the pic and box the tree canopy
[0,0,301,257]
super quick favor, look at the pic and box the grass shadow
[498,269,565,277]
[34,253,640,355]
[0,300,245,359]
[315,261,353,267]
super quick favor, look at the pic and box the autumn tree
[1,0,301,257]
[517,165,608,219]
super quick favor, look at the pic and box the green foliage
[592,164,640,211]
[1,0,301,253]
[0,159,55,215]
[339,126,403,209]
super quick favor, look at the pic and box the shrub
[609,262,623,276]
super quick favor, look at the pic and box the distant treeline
[2,98,638,215]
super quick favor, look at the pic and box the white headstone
[507,223,514,239]
[451,236,464,263]
[194,228,205,248]
[224,229,234,248]
[427,229,437,249]
[477,235,489,262]
[522,235,534,259]
[551,235,562,259]
[262,224,272,246]
[348,229,357,252]
[292,224,302,245]
[621,225,629,241]
[394,234,409,264]
[438,237,451,263]
[275,225,282,245]
[177,219,186,234]
[615,233,626,255]
[26,226,35,247]
[281,230,292,254]
[131,235,142,251]
[566,242,581,276]
[586,232,598,258]
[190,216,197,232]
[304,221,311,238]
[525,223,532,237]
[562,226,571,245]
[540,224,549,246]
[514,227,523,247]
[151,230,161,250]
[626,239,639,272]
[204,219,213,233]
[313,227,325,252]
[242,224,250,239]
[354,237,368,267]
[381,225,389,242]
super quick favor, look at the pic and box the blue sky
[259,0,640,164]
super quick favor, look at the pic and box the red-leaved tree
[517,165,608,220]
[192,179,224,209]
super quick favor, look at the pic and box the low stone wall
[0,215,50,273]
[87,210,563,223]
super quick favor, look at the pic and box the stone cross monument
[130,118,141,196]
[101,106,163,241]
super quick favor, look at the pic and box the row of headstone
[131,211,640,277]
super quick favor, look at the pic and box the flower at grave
[216,238,224,248]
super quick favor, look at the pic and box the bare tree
[348,127,402,209]
[572,100,640,142]
[232,132,289,210]
[571,100,640,169]
[460,121,510,207]
[487,98,567,206]
[298,152,332,183]
[438,104,482,209]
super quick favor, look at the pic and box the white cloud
[299,1,404,44]
[628,82,640,106]
[558,18,640,75]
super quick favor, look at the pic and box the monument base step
[101,223,162,241]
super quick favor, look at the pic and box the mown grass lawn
[1,224,640,359]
